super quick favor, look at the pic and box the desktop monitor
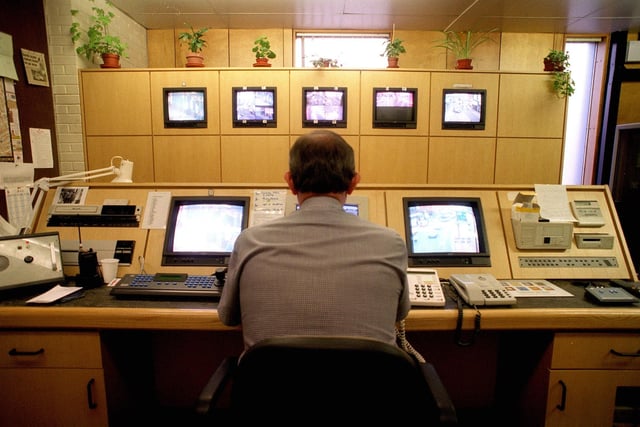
[232,86,277,127]
[302,86,347,128]
[0,232,65,293]
[161,196,250,266]
[285,194,369,220]
[163,87,207,128]
[441,88,486,130]
[403,197,491,267]
[372,87,418,129]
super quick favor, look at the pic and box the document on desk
[26,284,83,304]
[499,280,574,297]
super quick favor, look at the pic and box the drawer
[551,332,640,369]
[0,331,102,368]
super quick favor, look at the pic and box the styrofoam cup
[101,258,120,283]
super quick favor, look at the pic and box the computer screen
[403,197,491,267]
[232,86,277,127]
[372,87,418,129]
[285,194,369,220]
[163,87,207,128]
[441,88,486,130]
[161,196,250,266]
[302,86,347,128]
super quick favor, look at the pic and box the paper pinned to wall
[0,32,18,80]
[29,128,53,168]
[251,189,286,226]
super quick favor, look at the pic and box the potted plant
[434,29,497,70]
[252,36,276,67]
[551,70,575,98]
[178,25,209,67]
[381,38,406,68]
[311,57,339,68]
[544,49,569,71]
[70,0,127,68]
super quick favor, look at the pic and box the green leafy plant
[382,38,406,58]
[544,49,570,71]
[551,70,575,98]
[70,0,126,62]
[178,25,210,53]
[252,36,276,59]
[434,29,496,59]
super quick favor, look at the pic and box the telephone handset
[449,273,516,306]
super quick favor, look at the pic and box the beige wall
[80,67,566,185]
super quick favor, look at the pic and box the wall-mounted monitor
[232,86,277,127]
[441,88,486,130]
[302,86,347,128]
[403,197,491,267]
[163,87,207,128]
[372,87,418,129]
[161,196,250,266]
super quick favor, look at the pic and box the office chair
[196,335,458,424]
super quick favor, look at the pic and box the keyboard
[110,273,223,298]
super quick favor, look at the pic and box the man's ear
[347,173,361,195]
[284,171,297,194]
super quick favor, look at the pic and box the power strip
[519,257,619,268]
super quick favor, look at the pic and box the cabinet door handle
[556,380,567,411]
[86,378,98,409]
[8,348,45,356]
[610,348,640,357]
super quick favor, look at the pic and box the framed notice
[21,48,49,87]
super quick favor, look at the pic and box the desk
[2,283,640,426]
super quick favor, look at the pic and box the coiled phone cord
[396,319,426,363]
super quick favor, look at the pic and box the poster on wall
[20,48,49,87]
[0,78,22,163]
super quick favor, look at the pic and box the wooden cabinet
[545,333,640,426]
[0,331,108,427]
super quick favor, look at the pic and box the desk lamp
[23,156,134,235]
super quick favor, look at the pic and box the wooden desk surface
[1,283,639,332]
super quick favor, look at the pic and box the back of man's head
[289,130,356,194]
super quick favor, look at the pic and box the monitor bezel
[162,87,208,128]
[441,88,487,130]
[161,196,250,266]
[231,86,278,128]
[372,87,418,129]
[403,196,491,267]
[301,86,348,128]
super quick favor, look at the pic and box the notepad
[27,285,83,304]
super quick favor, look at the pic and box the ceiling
[109,0,640,34]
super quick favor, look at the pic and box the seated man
[218,130,409,350]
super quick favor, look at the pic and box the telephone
[407,269,445,307]
[449,273,516,306]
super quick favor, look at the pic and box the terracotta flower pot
[455,58,473,70]
[100,53,121,69]
[253,57,272,67]
[387,57,399,68]
[186,53,205,68]
[543,58,565,72]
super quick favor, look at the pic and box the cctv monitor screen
[403,197,491,267]
[163,87,207,128]
[441,88,486,130]
[162,196,250,266]
[232,86,277,127]
[302,86,347,128]
[373,87,418,129]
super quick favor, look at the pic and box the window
[295,32,389,68]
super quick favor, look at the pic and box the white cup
[101,258,120,283]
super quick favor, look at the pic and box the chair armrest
[419,362,458,425]
[195,356,238,416]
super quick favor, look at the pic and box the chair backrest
[228,335,451,423]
